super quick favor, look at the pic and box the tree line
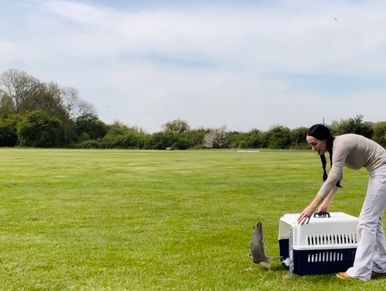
[1,69,385,149]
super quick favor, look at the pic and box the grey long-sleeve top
[317,134,386,199]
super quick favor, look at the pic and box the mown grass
[0,148,385,290]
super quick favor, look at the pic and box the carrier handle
[313,211,331,218]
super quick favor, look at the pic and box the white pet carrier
[278,212,358,275]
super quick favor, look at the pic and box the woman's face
[306,135,327,155]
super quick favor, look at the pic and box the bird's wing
[250,221,268,263]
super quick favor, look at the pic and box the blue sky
[1,0,386,132]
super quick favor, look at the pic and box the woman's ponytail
[308,124,341,187]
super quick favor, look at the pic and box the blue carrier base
[292,248,356,275]
[279,239,289,268]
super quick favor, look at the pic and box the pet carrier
[278,212,358,275]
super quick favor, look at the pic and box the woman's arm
[317,189,337,212]
[298,188,339,224]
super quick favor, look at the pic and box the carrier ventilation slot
[307,252,344,263]
[306,233,358,246]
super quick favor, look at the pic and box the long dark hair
[307,124,341,187]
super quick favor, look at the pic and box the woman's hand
[298,200,319,225]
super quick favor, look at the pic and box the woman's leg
[346,165,386,280]
[372,217,386,273]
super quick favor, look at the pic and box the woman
[297,124,386,281]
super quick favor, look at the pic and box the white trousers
[346,164,386,281]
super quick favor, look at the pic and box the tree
[187,128,207,149]
[290,127,308,149]
[373,122,386,147]
[17,110,64,147]
[0,70,81,146]
[331,115,373,138]
[0,68,40,113]
[102,122,147,148]
[61,87,95,120]
[0,116,18,146]
[172,133,193,150]
[19,81,70,122]
[0,89,15,118]
[265,125,291,149]
[159,119,196,149]
[203,127,229,148]
[242,129,264,148]
[74,113,107,141]
[60,87,95,145]
[146,131,177,149]
[226,131,243,148]
[163,119,190,134]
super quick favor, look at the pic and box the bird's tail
[267,256,282,261]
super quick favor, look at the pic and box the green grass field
[1,148,385,290]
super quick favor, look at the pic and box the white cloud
[40,0,386,74]
[44,1,107,25]
[1,0,386,132]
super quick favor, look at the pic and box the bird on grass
[250,221,281,268]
